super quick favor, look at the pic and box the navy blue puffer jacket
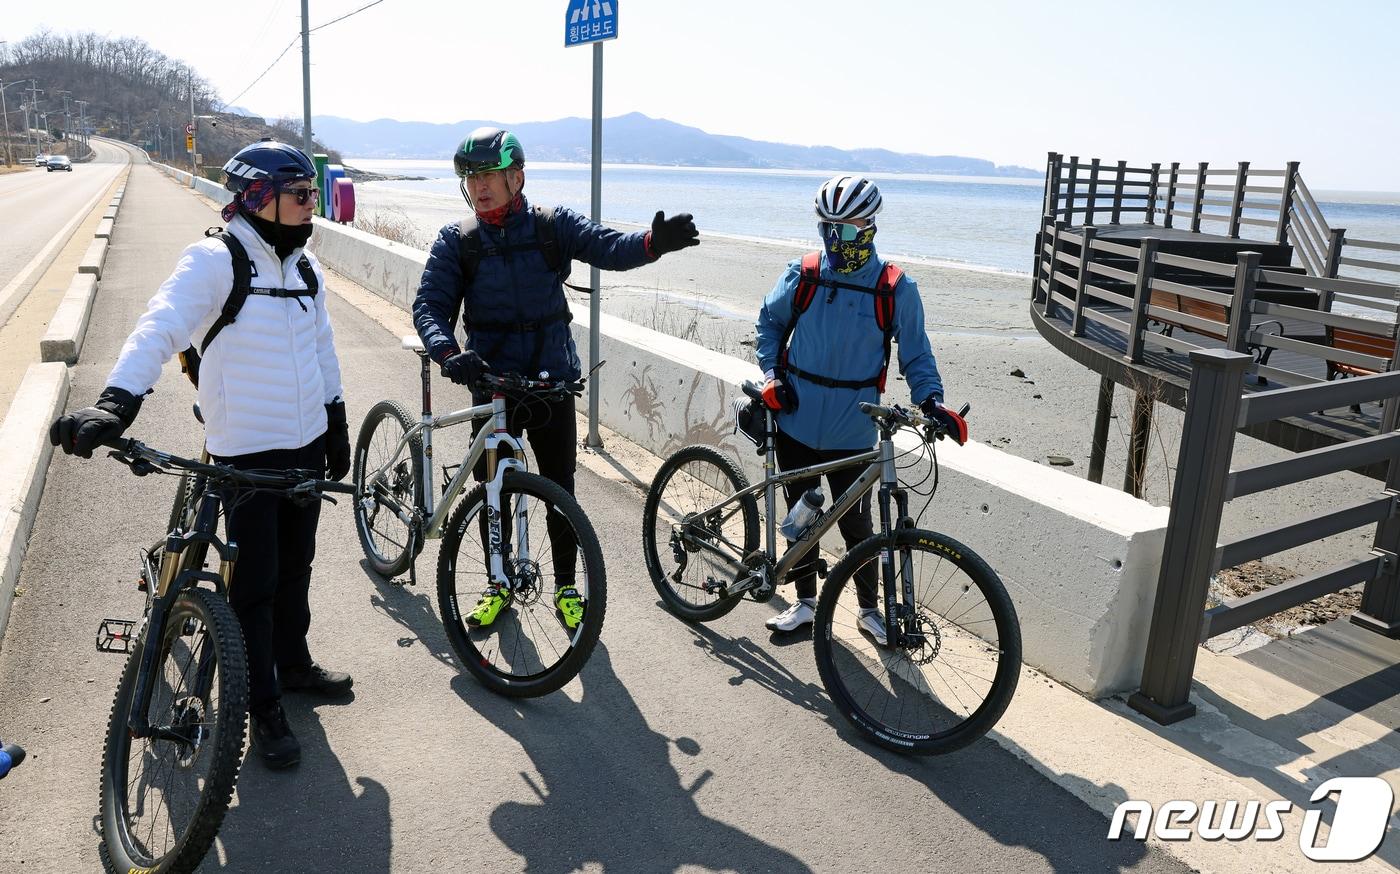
[414,196,654,381]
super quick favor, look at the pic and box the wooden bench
[1326,326,1396,379]
[1148,290,1283,365]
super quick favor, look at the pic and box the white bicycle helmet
[814,175,883,222]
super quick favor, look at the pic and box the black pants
[470,393,577,583]
[775,429,878,608]
[214,436,325,713]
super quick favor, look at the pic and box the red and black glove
[920,396,967,445]
[761,377,797,413]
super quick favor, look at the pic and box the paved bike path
[0,162,1190,872]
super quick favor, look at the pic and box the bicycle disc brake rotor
[508,558,543,607]
[903,611,943,666]
[169,696,209,768]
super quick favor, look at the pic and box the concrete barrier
[0,363,70,649]
[94,218,114,239]
[307,219,1173,697]
[193,175,233,208]
[39,274,98,364]
[78,238,108,279]
[311,219,427,312]
[102,206,118,221]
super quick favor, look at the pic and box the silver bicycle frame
[682,411,900,583]
[361,393,528,586]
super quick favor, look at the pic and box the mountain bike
[351,335,606,698]
[94,438,354,874]
[641,382,1021,755]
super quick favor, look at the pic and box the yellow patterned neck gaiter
[822,223,877,274]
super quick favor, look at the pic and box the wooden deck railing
[1040,153,1300,244]
[1033,213,1400,386]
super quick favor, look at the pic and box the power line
[310,0,388,33]
[219,35,299,111]
[218,0,389,112]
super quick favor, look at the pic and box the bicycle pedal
[96,619,137,654]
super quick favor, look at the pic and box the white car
[46,155,72,172]
[33,153,48,166]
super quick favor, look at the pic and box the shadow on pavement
[200,702,392,872]
[454,642,814,874]
[684,621,1161,873]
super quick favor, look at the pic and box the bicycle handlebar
[475,372,585,399]
[858,401,972,440]
[0,741,25,779]
[104,438,357,498]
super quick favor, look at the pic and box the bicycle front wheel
[99,587,249,874]
[641,445,758,622]
[353,400,423,578]
[437,470,606,697]
[814,529,1020,756]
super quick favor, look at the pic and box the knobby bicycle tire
[353,399,424,578]
[99,586,249,874]
[437,470,606,697]
[814,528,1020,756]
[641,445,758,623]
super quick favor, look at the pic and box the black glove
[49,386,143,459]
[649,211,699,257]
[325,400,351,482]
[920,396,967,446]
[441,350,490,386]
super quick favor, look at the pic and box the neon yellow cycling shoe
[554,586,585,632]
[466,585,512,628]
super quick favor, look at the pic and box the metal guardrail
[1126,350,1400,724]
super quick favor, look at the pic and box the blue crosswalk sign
[565,0,617,46]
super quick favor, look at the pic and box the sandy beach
[353,187,1372,588]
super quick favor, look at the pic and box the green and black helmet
[453,127,525,177]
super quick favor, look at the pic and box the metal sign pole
[587,40,604,449]
[301,0,314,159]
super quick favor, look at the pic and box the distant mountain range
[307,112,1039,177]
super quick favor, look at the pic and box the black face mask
[245,212,313,261]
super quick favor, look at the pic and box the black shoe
[280,662,354,698]
[251,704,300,769]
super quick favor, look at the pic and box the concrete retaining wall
[167,169,1173,696]
[0,364,70,649]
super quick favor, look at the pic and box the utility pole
[300,0,313,158]
[0,81,15,166]
[74,100,87,157]
[26,80,40,158]
[188,67,196,177]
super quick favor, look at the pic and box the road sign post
[565,0,617,450]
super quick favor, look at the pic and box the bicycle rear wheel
[99,587,248,874]
[437,470,606,697]
[814,529,1020,756]
[641,446,758,622]
[353,400,423,577]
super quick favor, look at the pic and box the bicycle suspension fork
[875,429,918,645]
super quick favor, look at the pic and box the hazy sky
[5,0,1399,189]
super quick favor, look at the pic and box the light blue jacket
[756,251,943,450]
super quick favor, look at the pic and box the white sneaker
[858,608,888,646]
[765,598,816,632]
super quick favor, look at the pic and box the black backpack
[178,228,318,388]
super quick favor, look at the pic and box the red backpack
[778,251,902,393]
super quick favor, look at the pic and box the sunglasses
[282,187,320,205]
[820,220,871,243]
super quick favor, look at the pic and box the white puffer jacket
[107,215,344,457]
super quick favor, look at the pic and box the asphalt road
[0,160,1192,873]
[0,139,127,295]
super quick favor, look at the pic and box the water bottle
[780,488,825,541]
